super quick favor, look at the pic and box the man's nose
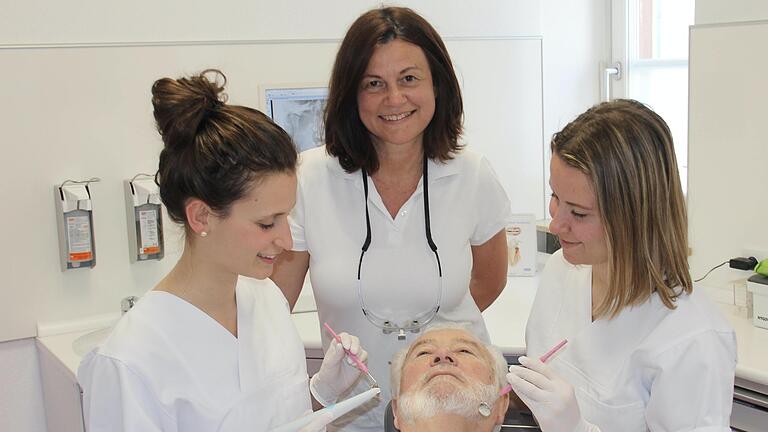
[431,352,455,365]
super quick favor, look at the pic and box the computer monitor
[262,84,328,153]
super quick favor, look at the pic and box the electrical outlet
[742,248,768,263]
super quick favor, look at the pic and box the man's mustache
[419,365,467,386]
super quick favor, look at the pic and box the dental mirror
[478,401,492,417]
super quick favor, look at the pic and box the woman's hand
[506,356,600,432]
[309,332,368,407]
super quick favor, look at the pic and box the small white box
[507,214,536,276]
[746,275,768,329]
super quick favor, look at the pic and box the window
[613,0,695,192]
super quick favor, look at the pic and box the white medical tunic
[78,277,311,432]
[290,146,511,431]
[526,250,737,431]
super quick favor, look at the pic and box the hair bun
[151,69,228,151]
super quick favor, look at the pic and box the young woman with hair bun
[78,70,367,432]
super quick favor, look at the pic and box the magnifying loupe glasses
[357,155,443,340]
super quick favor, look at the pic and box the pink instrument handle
[499,339,569,396]
[323,322,369,374]
[539,339,568,363]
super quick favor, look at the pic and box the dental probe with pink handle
[478,339,569,417]
[323,322,379,388]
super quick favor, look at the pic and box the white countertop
[37,260,768,389]
[716,302,768,387]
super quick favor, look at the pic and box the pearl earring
[200,231,208,238]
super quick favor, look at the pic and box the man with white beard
[389,325,510,432]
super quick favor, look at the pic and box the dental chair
[384,401,540,431]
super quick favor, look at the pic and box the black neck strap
[358,155,441,279]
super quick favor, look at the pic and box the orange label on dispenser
[141,246,160,254]
[69,252,93,261]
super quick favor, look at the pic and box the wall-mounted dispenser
[125,174,164,262]
[55,178,100,271]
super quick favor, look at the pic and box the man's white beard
[397,373,498,424]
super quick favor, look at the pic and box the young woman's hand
[506,356,600,432]
[309,332,368,406]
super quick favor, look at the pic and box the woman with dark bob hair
[507,100,736,431]
[272,7,511,431]
[78,70,367,431]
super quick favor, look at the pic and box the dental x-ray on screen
[264,86,327,153]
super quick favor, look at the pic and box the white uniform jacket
[526,250,737,431]
[290,146,512,431]
[78,277,311,432]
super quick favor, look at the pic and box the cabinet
[732,379,768,432]
[37,340,85,432]
[306,347,324,377]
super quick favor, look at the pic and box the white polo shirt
[290,146,511,432]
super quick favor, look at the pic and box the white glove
[506,356,600,432]
[309,332,368,406]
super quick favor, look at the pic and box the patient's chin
[425,376,462,398]
[397,381,498,425]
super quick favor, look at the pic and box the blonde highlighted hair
[551,99,691,319]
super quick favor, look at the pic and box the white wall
[0,0,545,344]
[541,0,609,202]
[696,0,768,25]
[0,0,541,44]
[687,2,768,291]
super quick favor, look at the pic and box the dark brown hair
[551,99,691,318]
[152,69,297,225]
[325,7,464,173]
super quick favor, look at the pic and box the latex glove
[506,356,600,432]
[309,332,368,406]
